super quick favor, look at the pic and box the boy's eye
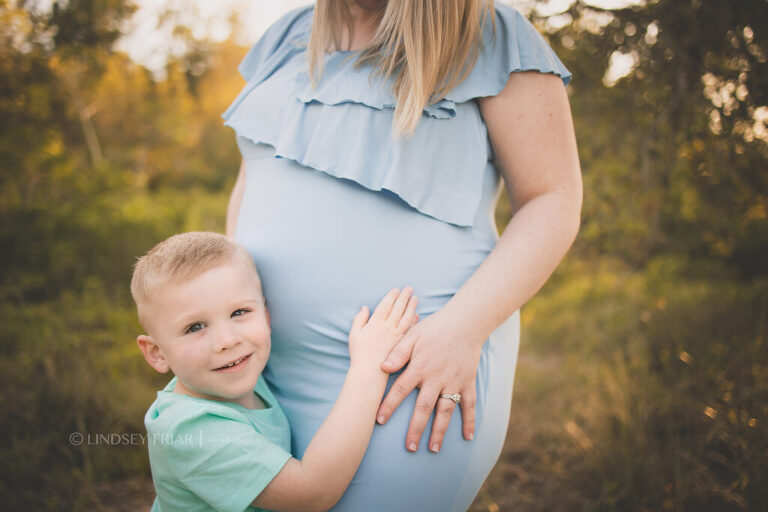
[185,322,204,334]
[232,309,250,317]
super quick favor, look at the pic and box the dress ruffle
[223,3,571,227]
[293,51,458,120]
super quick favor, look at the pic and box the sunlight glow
[603,50,638,87]
[116,0,309,76]
[116,0,647,77]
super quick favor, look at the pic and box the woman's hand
[375,310,484,453]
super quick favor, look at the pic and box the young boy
[131,231,418,512]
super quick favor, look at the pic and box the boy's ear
[265,304,270,327]
[137,335,170,374]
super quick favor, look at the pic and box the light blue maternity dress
[223,4,571,511]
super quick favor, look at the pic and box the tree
[546,0,767,277]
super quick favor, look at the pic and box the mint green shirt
[144,376,292,512]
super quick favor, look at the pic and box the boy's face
[137,258,270,409]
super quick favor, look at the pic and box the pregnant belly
[234,147,498,456]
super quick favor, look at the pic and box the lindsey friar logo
[68,431,202,447]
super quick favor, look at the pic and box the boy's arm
[253,366,389,512]
[252,288,418,512]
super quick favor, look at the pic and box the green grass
[471,256,768,512]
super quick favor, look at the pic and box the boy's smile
[137,258,271,409]
[213,353,253,372]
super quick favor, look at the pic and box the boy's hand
[348,287,418,370]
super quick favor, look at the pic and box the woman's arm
[252,288,418,512]
[376,71,583,452]
[225,160,246,238]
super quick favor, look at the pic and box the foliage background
[1,0,766,510]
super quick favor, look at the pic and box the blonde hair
[308,0,495,137]
[130,232,260,324]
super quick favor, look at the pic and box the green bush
[473,257,768,512]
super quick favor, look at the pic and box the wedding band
[439,393,461,404]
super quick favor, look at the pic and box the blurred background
[1,0,766,510]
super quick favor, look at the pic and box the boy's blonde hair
[131,232,260,327]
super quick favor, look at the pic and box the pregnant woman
[223,1,581,510]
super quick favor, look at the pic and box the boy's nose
[213,326,242,352]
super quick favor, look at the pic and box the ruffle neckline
[223,3,572,227]
[294,51,458,120]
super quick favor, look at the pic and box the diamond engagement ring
[439,393,461,404]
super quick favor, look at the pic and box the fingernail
[382,359,393,369]
[408,442,417,452]
[430,443,439,453]
[377,415,386,424]
[468,432,474,440]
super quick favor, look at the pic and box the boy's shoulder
[145,377,285,433]
[144,378,293,512]
[146,378,240,431]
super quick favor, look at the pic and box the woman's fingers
[459,388,477,441]
[387,286,413,324]
[405,386,441,452]
[429,395,458,452]
[377,369,418,425]
[429,383,475,450]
